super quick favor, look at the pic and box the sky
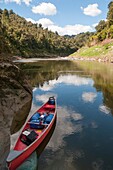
[0,0,112,35]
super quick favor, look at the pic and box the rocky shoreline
[69,55,113,63]
[0,61,32,169]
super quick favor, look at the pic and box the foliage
[0,9,93,58]
[109,25,113,38]
[65,32,94,48]
[1,1,113,59]
[107,1,113,27]
[70,42,113,57]
[92,1,113,42]
[95,20,107,32]
[73,32,94,48]
[0,9,78,58]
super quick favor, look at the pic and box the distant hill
[0,9,75,59]
[70,1,113,62]
[64,32,94,48]
[90,1,113,44]
[0,9,93,59]
[69,39,113,62]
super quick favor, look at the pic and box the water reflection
[99,104,111,115]
[39,74,93,91]
[34,92,57,104]
[17,61,113,170]
[82,92,97,103]
[48,106,83,151]
[10,100,32,134]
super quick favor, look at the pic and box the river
[12,60,113,170]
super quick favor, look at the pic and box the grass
[70,42,113,58]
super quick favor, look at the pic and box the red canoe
[7,97,57,170]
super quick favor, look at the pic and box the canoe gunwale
[6,97,57,170]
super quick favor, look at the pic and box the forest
[0,8,92,59]
[91,1,113,43]
[0,1,113,59]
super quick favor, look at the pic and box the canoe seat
[20,129,38,145]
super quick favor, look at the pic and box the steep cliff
[0,61,32,169]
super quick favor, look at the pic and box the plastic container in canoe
[48,97,55,105]
[29,113,54,129]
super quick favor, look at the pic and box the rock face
[0,62,32,170]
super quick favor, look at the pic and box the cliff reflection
[10,100,32,134]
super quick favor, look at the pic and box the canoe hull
[7,97,57,170]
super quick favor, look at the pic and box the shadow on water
[17,118,56,170]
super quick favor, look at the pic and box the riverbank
[13,56,69,63]
[0,61,32,169]
[69,40,113,63]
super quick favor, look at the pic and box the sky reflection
[39,74,94,91]
[36,71,113,170]
[99,104,111,115]
[82,92,97,103]
[46,106,83,151]
[10,67,113,170]
[35,93,57,103]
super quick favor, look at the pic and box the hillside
[69,1,113,62]
[0,9,93,60]
[0,9,76,59]
[1,1,113,61]
[69,40,113,62]
[0,9,75,58]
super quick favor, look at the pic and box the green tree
[0,8,79,57]
[95,20,107,32]
[107,1,113,27]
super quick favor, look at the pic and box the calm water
[17,60,113,170]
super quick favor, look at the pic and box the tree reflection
[19,60,113,116]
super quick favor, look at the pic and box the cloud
[82,92,97,103]
[37,18,54,27]
[4,0,32,5]
[23,0,32,5]
[26,18,54,27]
[26,17,93,35]
[60,24,92,35]
[81,4,102,17]
[48,24,92,36]
[99,105,111,115]
[32,2,57,16]
[92,23,98,28]
[26,18,37,24]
